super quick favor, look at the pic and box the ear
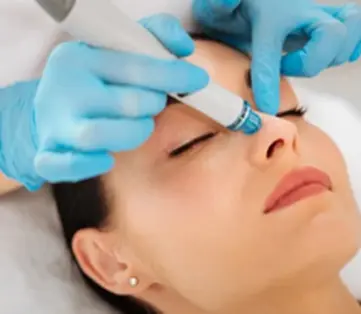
[72,228,154,295]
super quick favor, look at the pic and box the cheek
[127,156,247,260]
[299,123,361,243]
[121,151,279,307]
[295,123,361,271]
[300,123,349,188]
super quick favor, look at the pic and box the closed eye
[169,106,306,157]
[276,106,307,118]
[169,132,216,157]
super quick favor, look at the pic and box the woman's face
[77,40,361,311]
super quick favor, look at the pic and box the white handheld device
[35,0,261,134]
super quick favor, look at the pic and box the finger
[73,85,167,118]
[106,86,167,118]
[329,4,361,66]
[50,42,209,94]
[251,22,284,115]
[38,65,168,119]
[281,12,346,77]
[85,47,209,93]
[139,14,195,58]
[57,118,155,152]
[350,40,361,62]
[35,151,114,183]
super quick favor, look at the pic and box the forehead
[187,39,298,110]
[186,39,251,96]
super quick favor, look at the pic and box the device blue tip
[228,101,262,134]
[240,108,262,135]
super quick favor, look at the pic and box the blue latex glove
[193,0,361,114]
[0,14,209,190]
[0,81,40,190]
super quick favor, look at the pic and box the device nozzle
[240,109,262,134]
[228,101,262,134]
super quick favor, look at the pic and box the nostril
[267,139,284,158]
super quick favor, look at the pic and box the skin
[0,177,21,195]
[72,39,361,314]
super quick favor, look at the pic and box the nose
[249,115,299,169]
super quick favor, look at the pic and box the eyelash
[169,106,307,157]
[169,132,216,157]
[276,106,307,118]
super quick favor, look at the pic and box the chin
[298,193,361,278]
[264,185,361,288]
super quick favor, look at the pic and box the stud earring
[129,277,139,288]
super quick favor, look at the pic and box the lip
[264,166,333,214]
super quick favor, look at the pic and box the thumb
[251,22,284,115]
[139,14,195,58]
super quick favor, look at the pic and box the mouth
[264,166,333,214]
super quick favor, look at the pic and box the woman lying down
[51,35,361,314]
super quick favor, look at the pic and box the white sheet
[0,186,117,314]
[0,87,360,313]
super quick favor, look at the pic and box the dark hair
[52,178,158,314]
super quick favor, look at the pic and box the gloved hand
[193,0,361,114]
[0,14,209,191]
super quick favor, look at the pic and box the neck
[228,278,361,314]
[152,277,361,314]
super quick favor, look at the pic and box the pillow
[0,87,360,313]
[0,186,117,314]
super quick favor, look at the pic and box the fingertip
[281,50,323,77]
[255,96,279,116]
[115,118,155,151]
[252,75,280,115]
[177,61,210,92]
[147,91,167,115]
[35,151,115,182]
[169,29,195,58]
[281,51,305,76]
[140,118,156,137]
[139,13,195,57]
[193,65,211,89]
[75,153,115,176]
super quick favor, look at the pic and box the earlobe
[71,229,154,296]
[113,274,146,295]
[112,250,156,295]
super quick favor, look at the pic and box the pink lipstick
[264,166,332,214]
